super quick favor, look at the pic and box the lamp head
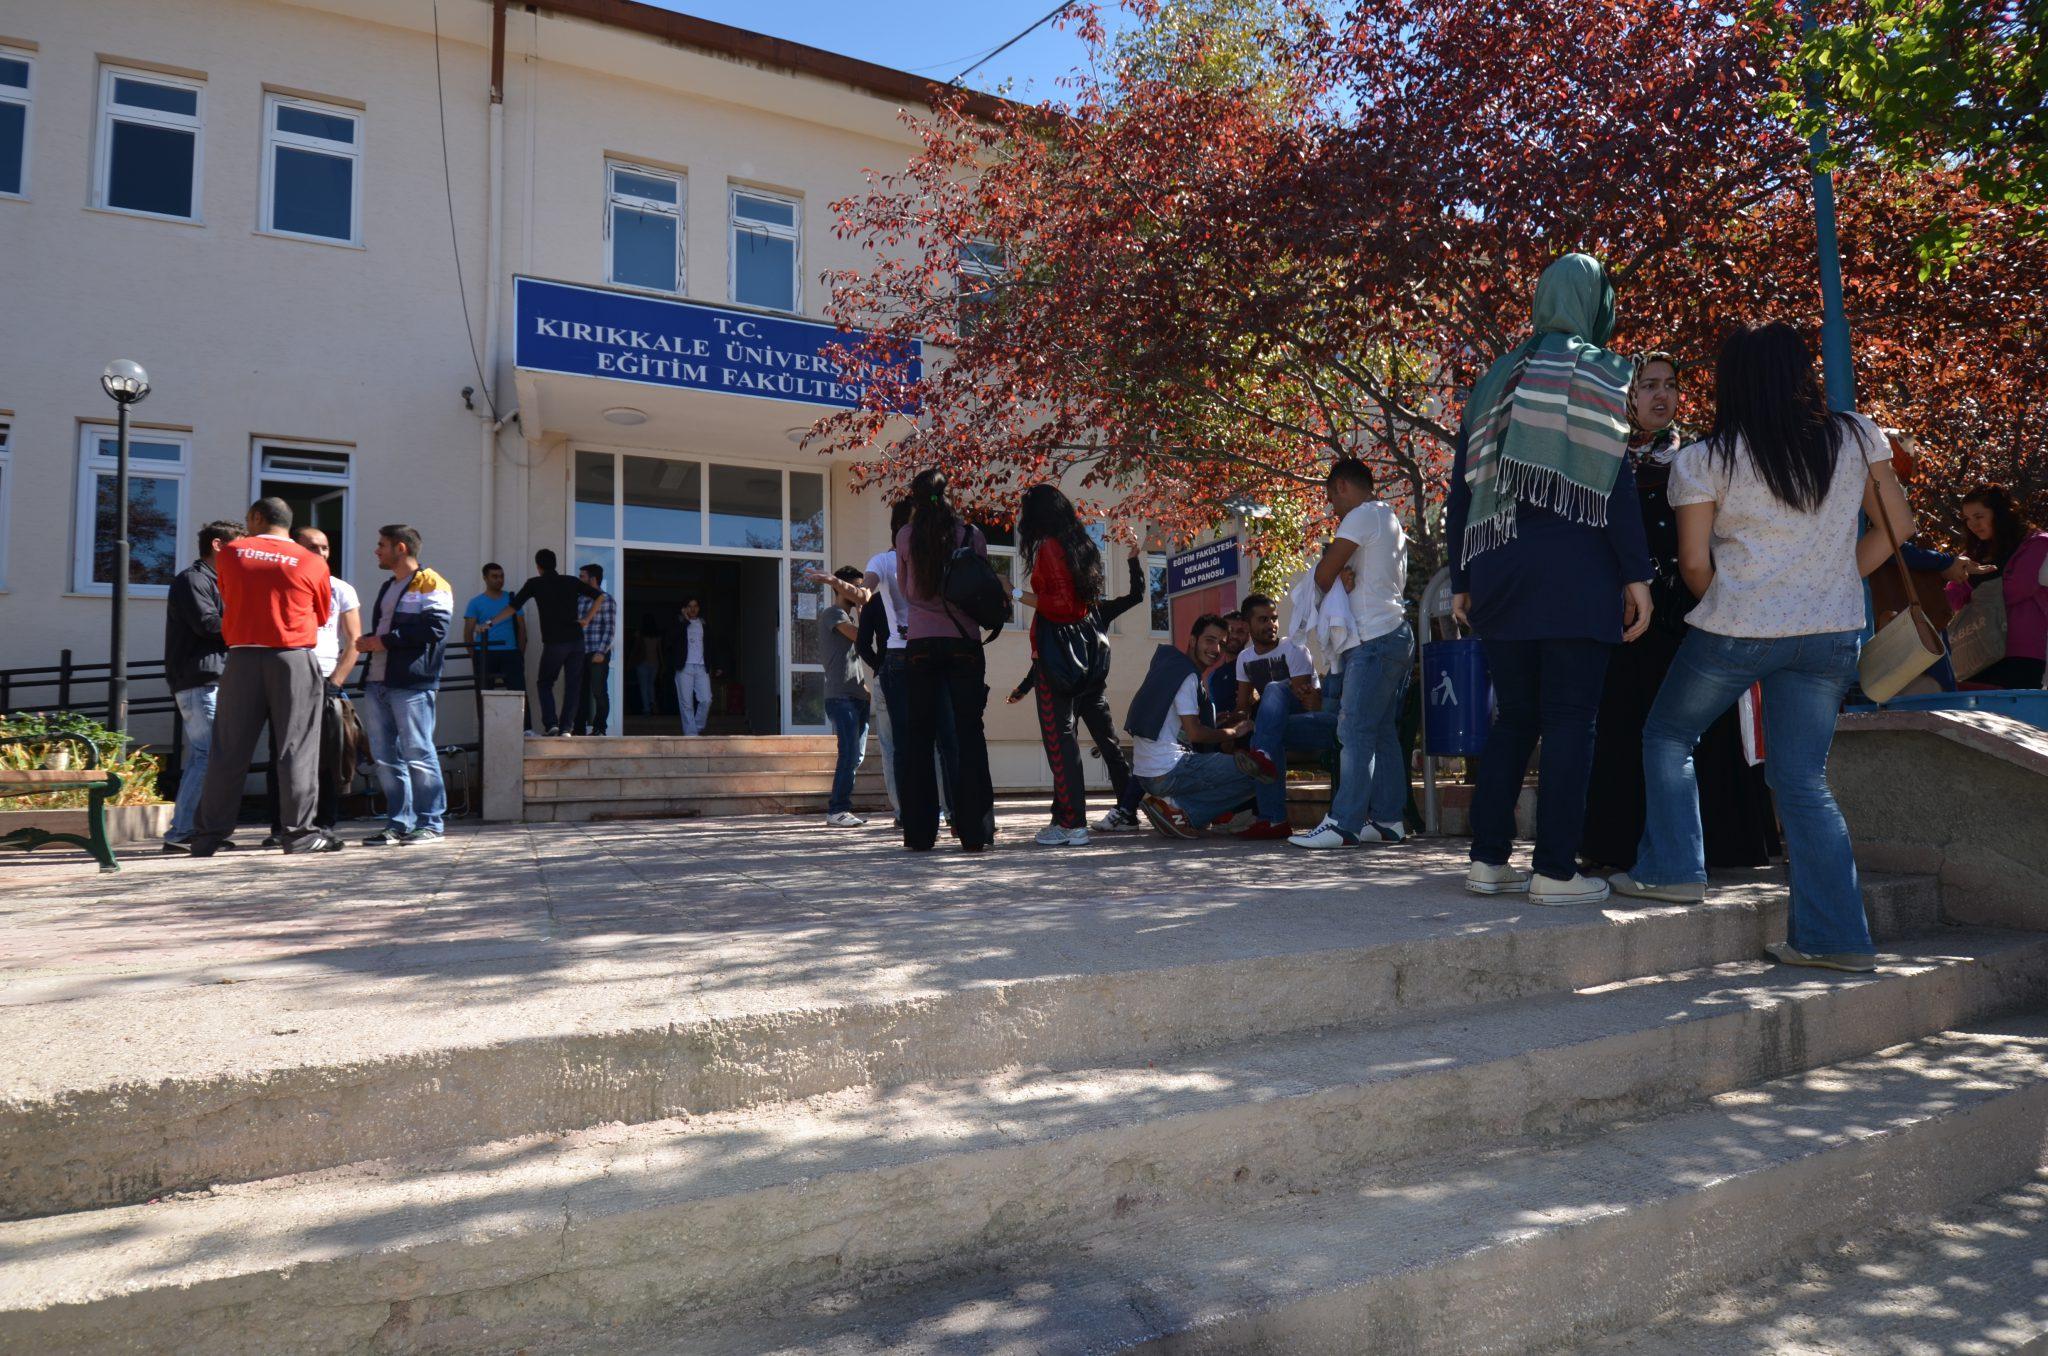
[100,359,150,405]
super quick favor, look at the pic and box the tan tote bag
[1858,474,1946,703]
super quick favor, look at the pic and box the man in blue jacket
[353,524,454,846]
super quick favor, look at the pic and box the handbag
[1858,475,1946,703]
[1945,577,2009,681]
[1035,614,1110,694]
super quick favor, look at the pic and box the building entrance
[618,550,780,735]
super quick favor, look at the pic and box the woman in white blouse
[1610,323,1917,973]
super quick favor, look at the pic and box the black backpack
[941,541,1013,642]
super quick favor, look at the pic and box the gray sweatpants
[193,646,324,847]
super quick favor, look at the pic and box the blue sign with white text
[1166,537,1241,594]
[513,277,920,411]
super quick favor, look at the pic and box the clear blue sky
[639,1,1139,98]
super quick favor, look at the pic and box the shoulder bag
[1858,474,1946,703]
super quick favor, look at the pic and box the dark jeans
[535,640,582,733]
[1471,637,1612,882]
[573,654,610,735]
[194,647,324,848]
[902,638,994,850]
[882,649,960,818]
[1072,683,1131,799]
[479,647,530,731]
[266,688,346,833]
[824,695,871,815]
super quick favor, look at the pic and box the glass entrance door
[571,448,829,733]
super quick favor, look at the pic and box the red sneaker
[1235,818,1294,841]
[1234,748,1280,783]
[1139,794,1200,839]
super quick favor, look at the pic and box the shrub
[0,711,167,808]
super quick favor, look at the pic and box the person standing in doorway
[573,563,615,737]
[897,469,997,852]
[463,562,528,732]
[187,498,332,856]
[634,618,661,717]
[674,595,722,735]
[354,525,453,846]
[818,566,872,827]
[483,549,602,736]
[261,525,361,843]
[161,520,240,852]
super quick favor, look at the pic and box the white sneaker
[1092,806,1142,833]
[1034,824,1090,847]
[1529,873,1612,907]
[1608,872,1706,904]
[826,811,867,828]
[1466,862,1531,894]
[1358,821,1407,844]
[1290,817,1360,849]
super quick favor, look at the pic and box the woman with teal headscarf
[1445,253,1655,905]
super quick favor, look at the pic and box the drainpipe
[479,0,508,561]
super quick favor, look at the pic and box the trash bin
[1422,638,1492,756]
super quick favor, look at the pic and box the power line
[947,1,1074,87]
[431,0,499,420]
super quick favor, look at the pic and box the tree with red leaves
[814,0,2046,573]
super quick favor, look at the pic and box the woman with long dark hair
[1581,353,1779,874]
[1613,323,1919,974]
[1015,484,1111,846]
[896,469,997,852]
[1950,484,2048,688]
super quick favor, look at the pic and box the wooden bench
[0,733,123,872]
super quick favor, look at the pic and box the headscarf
[1458,254,1634,568]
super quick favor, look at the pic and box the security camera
[461,385,476,410]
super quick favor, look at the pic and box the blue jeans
[1148,751,1257,829]
[170,684,218,842]
[1473,638,1612,880]
[824,695,870,815]
[360,682,446,835]
[1251,681,1338,823]
[1634,629,1871,956]
[1329,623,1413,834]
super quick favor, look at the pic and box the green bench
[0,733,124,872]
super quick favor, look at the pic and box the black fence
[0,644,497,819]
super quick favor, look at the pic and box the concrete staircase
[522,734,890,821]
[3,875,2046,1354]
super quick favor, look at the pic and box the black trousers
[535,640,582,733]
[573,654,611,735]
[195,647,323,846]
[1073,683,1130,798]
[902,638,994,850]
[479,647,530,731]
[266,688,345,833]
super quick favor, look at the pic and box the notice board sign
[1166,537,1241,595]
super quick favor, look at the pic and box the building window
[0,413,12,587]
[256,442,353,579]
[607,160,683,293]
[95,65,203,221]
[74,425,189,594]
[260,93,360,244]
[0,46,32,198]
[957,239,1005,339]
[729,186,800,312]
[1148,556,1170,635]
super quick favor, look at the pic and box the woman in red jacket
[1017,484,1107,846]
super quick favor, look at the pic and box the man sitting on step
[1128,612,1278,838]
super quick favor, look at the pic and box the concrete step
[8,999,2039,1356]
[529,791,892,821]
[4,873,1934,1220]
[524,752,851,778]
[3,938,2041,1353]
[525,771,852,800]
[648,1018,2048,1356]
[1560,1169,2048,1355]
[523,734,841,758]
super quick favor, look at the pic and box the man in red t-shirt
[189,497,336,855]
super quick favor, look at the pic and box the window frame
[1146,554,1171,636]
[604,158,685,294]
[727,184,802,314]
[0,411,12,589]
[253,439,355,581]
[73,423,191,597]
[0,44,33,201]
[956,238,1006,339]
[93,64,206,223]
[258,91,362,246]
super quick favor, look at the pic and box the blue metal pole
[1802,0,1856,412]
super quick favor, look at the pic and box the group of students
[161,498,453,854]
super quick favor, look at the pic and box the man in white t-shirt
[1132,613,1278,838]
[863,498,957,823]
[1231,592,1333,838]
[1291,459,1414,849]
[262,525,360,841]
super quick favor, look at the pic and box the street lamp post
[99,359,151,735]
[1801,0,1856,413]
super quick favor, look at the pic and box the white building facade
[0,0,1193,784]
